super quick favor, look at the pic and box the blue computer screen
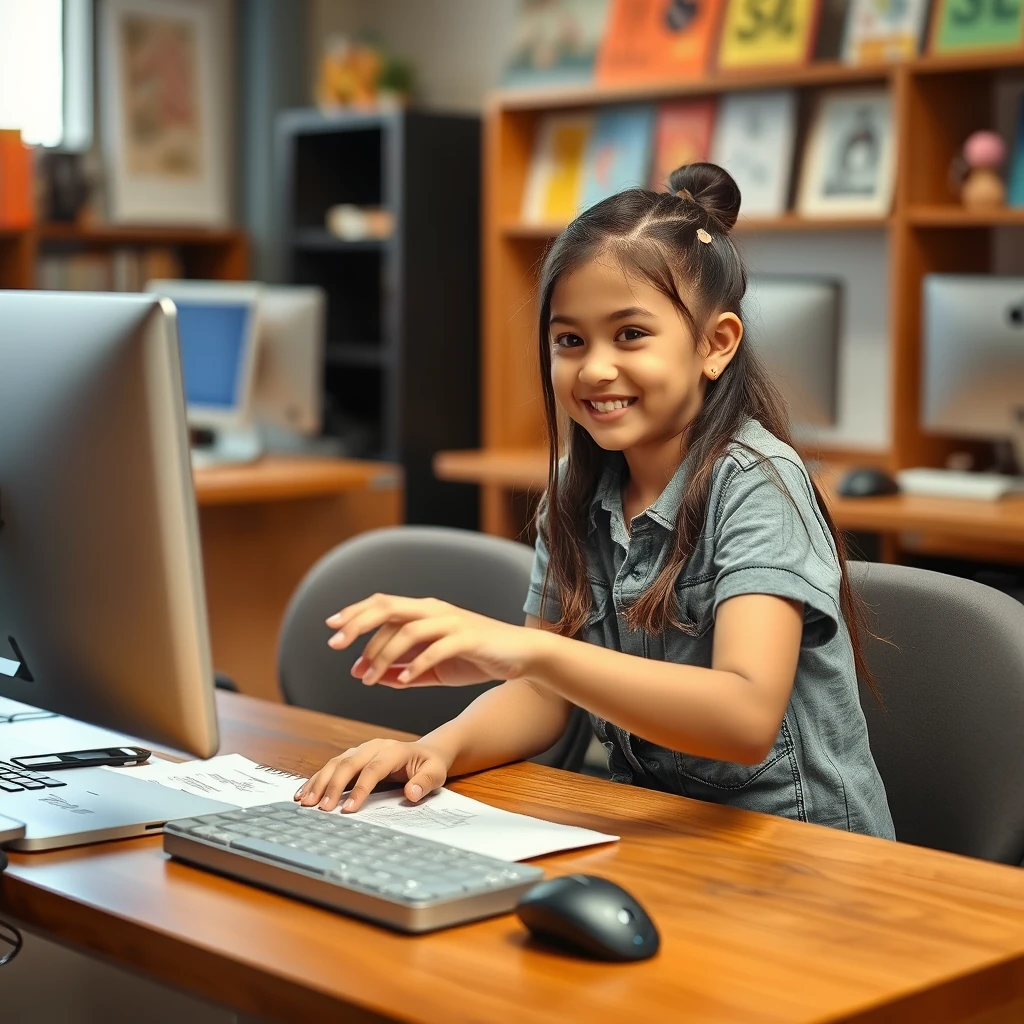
[175,301,251,409]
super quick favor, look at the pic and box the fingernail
[342,798,355,812]
[363,667,378,684]
[318,800,331,810]
[408,784,422,800]
[397,669,411,683]
[294,787,305,800]
[326,614,342,626]
[328,632,346,648]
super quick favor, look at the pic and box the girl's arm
[525,594,803,765]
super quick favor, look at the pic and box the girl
[295,162,894,839]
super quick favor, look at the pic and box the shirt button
[631,565,646,579]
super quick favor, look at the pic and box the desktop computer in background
[743,276,841,429]
[147,280,328,461]
[903,274,1024,499]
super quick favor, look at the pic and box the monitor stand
[189,427,263,470]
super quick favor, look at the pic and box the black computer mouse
[515,873,659,961]
[837,466,900,498]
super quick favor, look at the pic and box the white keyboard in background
[896,468,1024,501]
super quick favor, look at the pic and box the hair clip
[696,228,713,244]
[676,188,695,202]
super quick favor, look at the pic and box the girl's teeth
[590,399,632,412]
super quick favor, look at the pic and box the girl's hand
[294,737,452,812]
[326,595,546,688]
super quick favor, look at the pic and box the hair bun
[668,162,741,233]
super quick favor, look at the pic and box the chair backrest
[278,525,592,771]
[851,560,1024,864]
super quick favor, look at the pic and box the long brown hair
[536,162,878,698]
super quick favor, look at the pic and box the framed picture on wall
[98,0,230,225]
[797,89,895,218]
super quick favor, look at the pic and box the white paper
[109,752,619,862]
[105,753,303,808]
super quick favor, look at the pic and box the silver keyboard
[163,802,544,933]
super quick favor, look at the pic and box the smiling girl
[295,163,894,840]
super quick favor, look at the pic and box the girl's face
[549,255,711,454]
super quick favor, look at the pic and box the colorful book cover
[580,105,657,209]
[502,0,612,87]
[596,0,725,84]
[521,114,594,224]
[648,99,717,190]
[710,90,797,216]
[930,0,1023,52]
[842,0,931,62]
[717,0,821,68]
[1008,96,1024,208]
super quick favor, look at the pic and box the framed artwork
[710,90,797,216]
[99,0,230,225]
[797,89,896,218]
[842,0,931,62]
[717,0,821,69]
[929,0,1024,53]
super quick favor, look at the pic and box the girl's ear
[702,312,743,380]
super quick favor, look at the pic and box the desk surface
[435,447,1024,546]
[193,456,402,507]
[5,693,1024,1024]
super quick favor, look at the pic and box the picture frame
[710,90,797,217]
[797,89,896,218]
[929,0,1024,54]
[98,0,230,225]
[717,0,821,70]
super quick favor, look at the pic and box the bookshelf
[439,49,1024,554]
[0,222,248,291]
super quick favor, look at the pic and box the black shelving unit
[276,108,481,528]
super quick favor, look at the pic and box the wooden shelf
[493,61,893,111]
[502,214,890,239]
[36,223,244,246]
[434,448,548,490]
[291,228,388,252]
[907,206,1024,228]
[911,47,1024,75]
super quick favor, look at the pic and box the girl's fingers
[340,751,409,813]
[299,747,373,807]
[327,597,439,650]
[398,635,467,685]
[361,620,452,684]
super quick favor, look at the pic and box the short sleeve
[711,456,842,646]
[523,505,562,622]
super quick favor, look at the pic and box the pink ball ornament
[963,130,1006,170]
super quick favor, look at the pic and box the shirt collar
[588,450,689,534]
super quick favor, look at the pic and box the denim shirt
[524,420,895,840]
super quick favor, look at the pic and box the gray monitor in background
[0,291,219,758]
[252,285,326,437]
[743,276,841,428]
[923,274,1024,467]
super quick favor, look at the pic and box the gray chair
[851,560,1024,864]
[278,525,593,771]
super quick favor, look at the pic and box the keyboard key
[18,780,45,790]
[37,777,66,788]
[0,780,24,792]
[230,836,340,876]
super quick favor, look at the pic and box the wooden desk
[193,458,403,701]
[435,447,1024,563]
[4,691,1024,1023]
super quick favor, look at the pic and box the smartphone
[10,746,152,771]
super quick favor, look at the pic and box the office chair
[851,561,1024,865]
[277,526,593,772]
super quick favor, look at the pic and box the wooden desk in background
[434,448,1024,564]
[3,692,1024,1023]
[193,457,403,702]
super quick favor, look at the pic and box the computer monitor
[742,276,841,428]
[923,274,1024,468]
[0,291,219,758]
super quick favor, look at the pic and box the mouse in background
[837,466,900,498]
[515,874,659,962]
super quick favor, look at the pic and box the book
[842,0,931,62]
[579,105,656,209]
[929,0,1023,52]
[796,88,896,218]
[717,0,821,68]
[710,90,797,216]
[0,129,34,229]
[595,0,725,84]
[107,753,619,862]
[502,0,612,87]
[649,98,717,190]
[1008,95,1024,209]
[521,114,594,224]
